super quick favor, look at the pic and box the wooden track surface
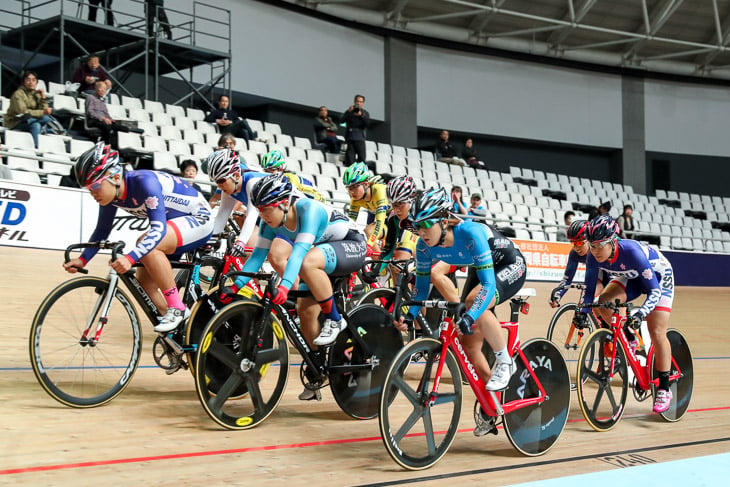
[2,247,729,485]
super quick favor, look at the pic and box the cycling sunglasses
[86,174,111,192]
[413,219,439,231]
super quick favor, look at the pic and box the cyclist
[207,148,268,258]
[549,219,608,308]
[228,173,367,397]
[395,188,527,420]
[575,215,675,413]
[260,149,326,202]
[64,142,214,332]
[381,175,419,265]
[343,162,390,256]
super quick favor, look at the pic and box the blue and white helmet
[409,187,451,223]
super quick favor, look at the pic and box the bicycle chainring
[299,361,327,391]
[632,378,650,402]
[152,336,186,375]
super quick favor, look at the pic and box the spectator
[88,0,114,26]
[180,159,209,198]
[461,138,487,170]
[313,106,341,154]
[217,133,236,150]
[556,210,575,242]
[589,200,611,221]
[85,81,134,146]
[616,204,636,238]
[204,95,258,142]
[72,54,112,96]
[341,94,369,166]
[450,185,468,215]
[3,71,55,148]
[435,130,464,166]
[145,0,172,39]
[468,193,487,223]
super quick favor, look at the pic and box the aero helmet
[206,148,241,182]
[342,161,371,186]
[74,142,121,187]
[250,173,294,207]
[260,149,287,171]
[566,219,590,242]
[409,187,451,224]
[588,215,620,243]
[387,175,417,203]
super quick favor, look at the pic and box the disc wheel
[651,328,693,422]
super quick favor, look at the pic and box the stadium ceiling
[287,0,730,81]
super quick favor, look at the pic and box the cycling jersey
[237,197,365,290]
[408,220,508,322]
[212,170,269,244]
[581,239,674,316]
[348,182,390,247]
[80,170,212,264]
[381,214,418,258]
[283,171,326,202]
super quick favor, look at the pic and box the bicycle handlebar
[581,300,634,313]
[360,257,414,282]
[64,241,126,274]
[219,270,277,290]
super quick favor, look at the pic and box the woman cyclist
[64,142,214,333]
[575,215,675,413]
[260,149,326,203]
[206,148,268,258]
[394,188,527,434]
[230,172,366,356]
[343,162,390,256]
[381,175,419,265]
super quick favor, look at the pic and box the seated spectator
[468,193,487,222]
[588,201,611,221]
[616,204,636,238]
[450,185,468,215]
[556,210,575,242]
[85,81,134,147]
[204,95,258,142]
[180,159,210,198]
[313,106,341,154]
[435,130,464,166]
[72,54,112,96]
[461,138,487,170]
[3,71,55,148]
[217,133,236,150]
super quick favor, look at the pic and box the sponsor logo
[145,196,159,210]
[454,336,479,382]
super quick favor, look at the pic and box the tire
[503,338,570,455]
[546,303,595,380]
[378,338,462,470]
[576,328,629,431]
[194,301,288,430]
[29,276,142,408]
[652,328,693,422]
[329,304,403,419]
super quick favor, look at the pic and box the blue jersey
[581,239,672,317]
[212,170,269,244]
[238,198,358,289]
[81,170,211,263]
[408,220,496,322]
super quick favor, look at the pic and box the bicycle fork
[80,272,120,346]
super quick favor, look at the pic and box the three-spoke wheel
[546,303,595,380]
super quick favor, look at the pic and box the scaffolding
[0,0,231,110]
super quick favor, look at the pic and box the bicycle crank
[632,378,650,402]
[153,335,187,375]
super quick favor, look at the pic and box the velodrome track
[2,246,729,485]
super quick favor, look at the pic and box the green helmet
[260,149,287,171]
[342,161,371,186]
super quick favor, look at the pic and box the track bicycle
[29,240,225,408]
[193,270,403,430]
[576,300,693,431]
[378,291,571,470]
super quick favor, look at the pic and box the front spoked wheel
[576,328,628,431]
[546,303,595,380]
[329,304,403,419]
[378,338,462,471]
[651,328,693,422]
[503,338,570,455]
[29,276,142,408]
[194,301,288,430]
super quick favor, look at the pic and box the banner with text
[513,239,585,282]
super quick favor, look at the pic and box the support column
[622,76,646,194]
[384,37,417,147]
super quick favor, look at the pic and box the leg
[104,0,114,26]
[648,310,671,374]
[462,287,501,382]
[354,140,366,163]
[296,296,320,348]
[431,261,457,301]
[158,6,172,38]
[344,141,356,166]
[88,0,100,21]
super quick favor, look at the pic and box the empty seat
[168,139,192,158]
[144,100,165,114]
[165,104,186,119]
[121,96,143,110]
[151,112,173,127]
[127,108,150,123]
[196,120,218,134]
[160,126,182,141]
[154,152,180,173]
[246,119,264,134]
[4,130,37,151]
[10,169,41,185]
[187,108,205,121]
[182,129,205,145]
[264,122,281,135]
[275,133,293,147]
[287,146,307,161]
[293,137,311,150]
[143,135,167,153]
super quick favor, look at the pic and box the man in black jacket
[341,94,369,166]
[204,95,258,142]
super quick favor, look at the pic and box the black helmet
[74,142,121,187]
[566,219,589,242]
[588,215,620,243]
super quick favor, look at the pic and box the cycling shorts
[168,212,214,260]
[460,254,527,307]
[611,265,674,312]
[317,229,367,277]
